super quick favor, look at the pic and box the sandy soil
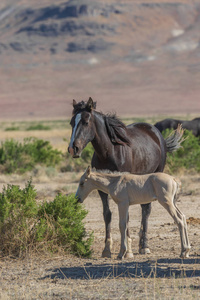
[0,170,200,299]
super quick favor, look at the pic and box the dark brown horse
[68,97,184,258]
[155,118,200,137]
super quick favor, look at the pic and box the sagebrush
[0,137,62,173]
[0,181,93,258]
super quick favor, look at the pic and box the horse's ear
[86,166,91,177]
[72,99,77,107]
[86,97,96,111]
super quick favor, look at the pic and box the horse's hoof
[102,250,112,258]
[117,255,124,260]
[102,238,112,258]
[125,252,134,259]
[139,248,151,254]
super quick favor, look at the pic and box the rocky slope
[0,0,199,119]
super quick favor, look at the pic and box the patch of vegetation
[163,129,200,173]
[0,181,93,258]
[5,126,20,131]
[26,124,51,131]
[0,137,62,173]
[0,120,70,131]
[38,193,93,257]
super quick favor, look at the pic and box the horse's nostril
[73,145,80,158]
[74,146,79,154]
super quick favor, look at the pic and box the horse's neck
[91,112,113,159]
[90,173,111,194]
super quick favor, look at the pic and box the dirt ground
[0,168,200,299]
[0,122,200,299]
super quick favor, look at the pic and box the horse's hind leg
[159,197,190,258]
[99,191,113,258]
[139,203,151,254]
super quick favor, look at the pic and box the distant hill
[0,0,199,119]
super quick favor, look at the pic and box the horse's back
[154,118,180,132]
[126,122,166,173]
[183,118,200,137]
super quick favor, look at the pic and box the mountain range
[0,0,199,119]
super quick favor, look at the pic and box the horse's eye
[80,182,84,187]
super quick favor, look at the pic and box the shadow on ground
[41,257,200,280]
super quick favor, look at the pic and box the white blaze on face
[69,113,81,156]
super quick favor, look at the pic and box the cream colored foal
[76,166,190,259]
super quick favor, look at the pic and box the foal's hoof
[125,252,134,259]
[180,249,190,259]
[139,248,151,254]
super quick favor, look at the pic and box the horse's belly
[129,192,157,205]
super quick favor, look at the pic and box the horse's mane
[72,100,97,115]
[104,113,131,146]
[72,100,130,146]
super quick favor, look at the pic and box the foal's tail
[165,124,185,153]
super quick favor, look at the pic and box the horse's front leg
[98,191,113,258]
[117,202,129,260]
[139,203,151,254]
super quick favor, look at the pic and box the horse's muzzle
[68,146,80,158]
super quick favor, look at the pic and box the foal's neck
[90,172,113,194]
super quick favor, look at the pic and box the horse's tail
[165,124,185,153]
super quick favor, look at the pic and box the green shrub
[5,126,20,131]
[0,180,38,257]
[0,181,93,258]
[26,124,51,131]
[37,193,93,257]
[163,129,200,173]
[0,137,62,173]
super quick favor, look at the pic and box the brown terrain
[0,0,199,119]
[0,0,200,299]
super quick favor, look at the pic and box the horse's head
[75,166,91,203]
[68,97,96,158]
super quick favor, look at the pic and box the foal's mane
[91,168,129,176]
[73,100,131,147]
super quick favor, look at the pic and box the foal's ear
[86,97,96,111]
[86,165,91,177]
[72,99,77,107]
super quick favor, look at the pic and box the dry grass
[0,120,200,299]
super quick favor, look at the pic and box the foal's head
[75,166,92,203]
[68,97,96,158]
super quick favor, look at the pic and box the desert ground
[0,121,200,299]
[0,0,200,298]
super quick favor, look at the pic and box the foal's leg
[139,203,151,254]
[174,202,190,257]
[125,213,134,258]
[98,191,113,258]
[159,197,190,258]
[117,202,129,260]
